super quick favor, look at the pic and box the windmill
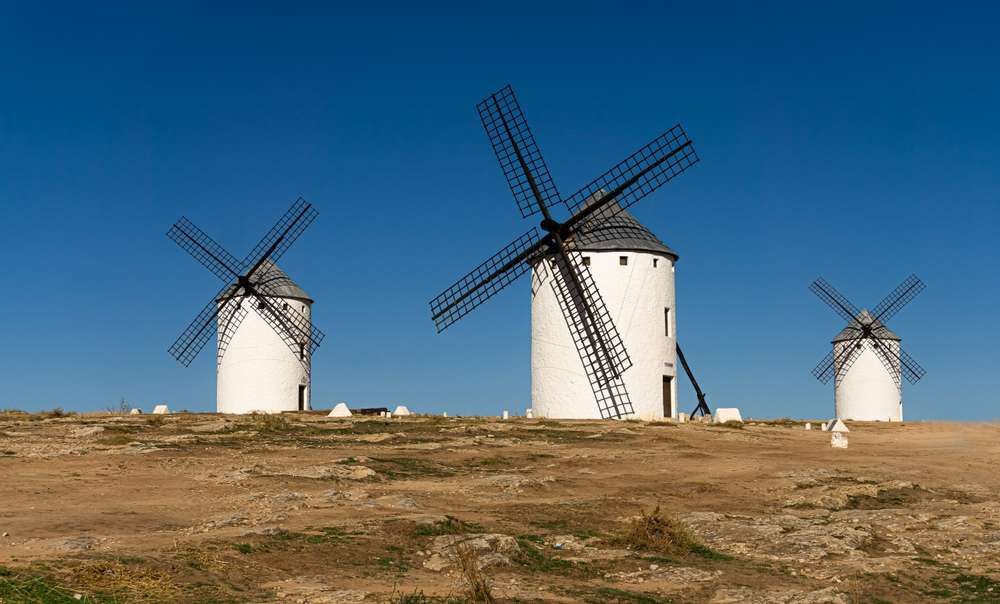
[429,85,700,419]
[810,274,926,421]
[167,198,325,414]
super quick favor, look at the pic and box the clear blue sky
[1,3,997,419]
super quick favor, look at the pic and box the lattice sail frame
[429,228,543,333]
[810,275,926,387]
[167,198,323,372]
[478,85,562,218]
[564,124,699,229]
[546,251,634,419]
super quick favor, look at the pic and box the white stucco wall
[833,341,902,421]
[216,296,312,414]
[531,250,677,420]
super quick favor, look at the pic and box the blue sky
[1,3,997,419]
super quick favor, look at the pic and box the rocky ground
[0,410,998,603]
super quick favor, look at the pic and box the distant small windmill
[810,275,926,421]
[167,198,325,414]
[429,85,701,419]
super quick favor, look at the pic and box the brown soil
[1,412,998,603]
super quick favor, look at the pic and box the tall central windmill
[430,85,700,419]
[810,274,926,421]
[167,198,325,414]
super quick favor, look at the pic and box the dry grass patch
[414,516,484,537]
[455,545,495,603]
[612,506,729,560]
[67,560,182,603]
[391,589,466,603]
[244,412,294,433]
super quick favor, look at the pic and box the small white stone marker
[828,419,850,433]
[821,422,829,431]
[129,408,142,416]
[525,409,533,419]
[502,410,509,420]
[442,412,448,417]
[831,432,848,449]
[804,422,811,430]
[328,403,352,418]
[677,412,686,423]
[152,404,170,415]
[393,405,411,416]
[713,408,743,423]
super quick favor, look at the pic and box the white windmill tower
[167,199,325,414]
[810,276,926,422]
[831,310,902,421]
[216,261,314,414]
[531,199,679,420]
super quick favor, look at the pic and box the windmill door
[662,376,673,418]
[298,385,306,411]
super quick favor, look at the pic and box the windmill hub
[539,217,563,235]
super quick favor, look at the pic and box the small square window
[582,256,591,266]
[619,256,628,266]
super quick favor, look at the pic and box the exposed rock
[281,464,376,480]
[264,576,369,603]
[475,474,556,494]
[711,586,848,604]
[70,426,105,438]
[192,513,248,533]
[325,488,369,502]
[607,565,720,585]
[374,494,418,509]
[55,536,99,551]
[190,419,234,433]
[423,533,521,571]
[354,433,396,443]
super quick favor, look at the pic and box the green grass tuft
[0,566,111,604]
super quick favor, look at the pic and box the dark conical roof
[567,191,678,259]
[218,259,313,303]
[832,309,900,343]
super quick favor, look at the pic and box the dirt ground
[1,410,998,603]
